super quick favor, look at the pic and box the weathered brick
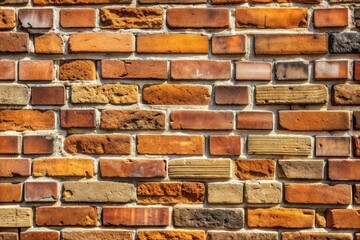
[236,62,272,81]
[69,33,134,53]
[101,60,167,79]
[173,208,243,229]
[329,33,360,53]
[25,181,58,202]
[140,0,205,3]
[0,0,28,4]
[235,159,275,179]
[100,159,166,178]
[19,60,54,81]
[137,135,204,155]
[64,134,131,155]
[275,61,309,80]
[212,35,246,54]
[60,9,95,28]
[211,0,245,4]
[285,184,351,205]
[18,9,53,29]
[0,32,28,53]
[0,110,54,131]
[137,34,208,54]
[169,159,231,179]
[0,233,18,240]
[143,84,210,105]
[245,182,282,204]
[255,34,327,55]
[0,158,30,177]
[60,110,96,129]
[209,135,241,156]
[62,230,133,240]
[355,61,360,81]
[256,85,328,104]
[329,160,360,180]
[248,208,314,228]
[355,185,360,204]
[101,8,162,29]
[20,231,59,240]
[236,8,307,28]
[36,206,97,226]
[278,160,324,180]
[326,209,360,229]
[237,112,273,130]
[0,208,32,227]
[23,135,54,155]
[353,136,360,156]
[138,230,205,240]
[137,182,205,204]
[0,183,22,202]
[0,9,15,30]
[34,34,63,54]
[101,110,165,130]
[0,136,21,154]
[316,136,350,157]
[167,8,229,28]
[59,60,96,80]
[71,84,138,105]
[208,232,278,240]
[103,207,169,226]
[34,0,130,5]
[314,8,348,27]
[0,84,29,105]
[282,232,352,240]
[334,84,360,105]
[208,183,243,204]
[214,86,249,105]
[315,60,348,80]
[33,158,94,177]
[31,86,66,105]
[0,60,15,81]
[279,110,350,131]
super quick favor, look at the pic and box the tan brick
[209,135,241,156]
[208,183,243,204]
[278,160,324,180]
[237,112,273,130]
[212,35,246,54]
[18,9,53,29]
[316,136,350,157]
[138,230,205,240]
[214,86,249,105]
[326,209,360,229]
[245,182,282,204]
[0,60,15,81]
[34,0,130,4]
[0,9,15,30]
[236,62,272,81]
[334,84,360,105]
[0,183,22,202]
[208,232,278,240]
[235,159,275,179]
[59,60,96,80]
[34,34,63,54]
[19,60,53,81]
[0,110,55,131]
[315,60,348,80]
[0,233,17,240]
[62,230,133,240]
[314,8,348,27]
[0,32,28,53]
[282,232,352,240]
[0,85,29,106]
[33,158,94,177]
[60,9,95,28]
[0,158,31,177]
[329,160,360,180]
[0,208,32,227]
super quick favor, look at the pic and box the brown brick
[170,110,234,130]
[235,159,275,179]
[245,182,282,204]
[214,86,249,105]
[137,34,208,54]
[282,232,352,240]
[34,34,63,54]
[36,206,97,226]
[248,208,315,228]
[353,136,360,156]
[60,110,96,129]
[64,134,131,155]
[69,33,134,53]
[0,136,21,154]
[255,34,328,55]
[212,35,246,54]
[236,62,272,81]
[0,32,28,53]
[208,232,277,240]
[25,181,58,202]
[101,110,165,130]
[285,184,351,205]
[143,84,210,105]
[0,9,15,30]
[315,60,348,80]
[60,9,95,28]
[316,137,350,157]
[326,209,360,229]
[61,230,132,240]
[35,0,130,5]
[19,60,54,81]
[33,158,94,177]
[236,8,307,28]
[23,135,53,155]
[0,158,30,177]
[208,183,243,204]
[171,60,230,80]
[137,135,204,155]
[101,8,162,29]
[138,230,205,240]
[103,207,169,226]
[100,159,166,178]
[329,160,360,180]
[59,60,96,80]
[0,60,15,81]
[101,60,167,79]
[167,8,229,28]
[275,61,309,81]
[31,86,65,105]
[279,110,350,131]
[354,61,360,81]
[334,84,360,105]
[20,231,59,240]
[18,9,53,29]
[0,0,28,3]
[0,183,22,202]
[209,136,241,156]
[278,160,324,180]
[137,182,205,204]
[0,233,18,240]
[237,112,273,130]
[314,8,348,28]
[355,185,360,204]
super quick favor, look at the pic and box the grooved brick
[235,159,275,179]
[60,9,96,28]
[0,110,55,131]
[31,86,66,105]
[59,60,96,80]
[20,231,59,240]
[25,181,58,202]
[214,86,249,105]
[0,136,21,154]
[0,158,31,177]
[23,135,54,155]
[209,135,241,156]
[138,230,205,240]
[211,35,246,54]
[32,158,94,177]
[0,183,22,202]
[60,110,96,129]
[329,160,360,180]
[34,34,63,54]
[19,60,54,81]
[314,8,348,28]
[0,60,15,81]
[316,137,350,157]
[237,112,273,130]
[0,32,29,53]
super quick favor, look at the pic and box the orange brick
[211,0,246,4]
[59,60,96,80]
[23,135,54,155]
[34,0,130,5]
[209,135,241,156]
[0,9,15,30]
[0,158,31,177]
[20,231,59,240]
[0,110,55,131]
[329,160,360,180]
[19,60,54,81]
[314,8,348,28]
[237,112,273,130]
[282,233,352,240]
[33,158,94,177]
[212,35,246,54]
[34,34,63,54]
[0,60,15,81]
[138,231,205,240]
[236,62,272,81]
[31,86,66,105]
[235,159,275,179]
[326,209,360,229]
[60,109,96,129]
[315,60,348,80]
[60,9,95,28]
[0,136,21,154]
[214,86,249,105]
[0,183,22,202]
[0,32,29,53]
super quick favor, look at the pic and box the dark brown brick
[31,86,65,105]
[60,110,96,129]
[214,86,249,105]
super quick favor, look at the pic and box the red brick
[101,60,167,79]
[355,61,360,81]
[315,60,348,80]
[167,8,229,28]
[103,207,169,226]
[60,110,96,129]
[0,183,22,202]
[25,181,58,202]
[59,60,96,80]
[329,160,360,180]
[36,206,97,226]
[326,209,360,229]
[23,135,54,155]
[214,86,249,105]
[0,110,55,131]
[235,159,275,179]
[285,183,352,205]
[237,112,273,130]
[0,9,15,30]
[0,158,30,177]
[212,35,246,54]
[0,60,15,81]
[0,233,17,240]
[353,136,360,156]
[236,62,272,81]
[170,110,234,130]
[0,136,21,154]
[314,8,348,28]
[316,137,350,157]
[34,34,63,54]
[18,9,53,29]
[209,136,241,156]
[31,86,66,105]
[20,231,59,240]
[19,60,54,81]
[60,9,95,28]
[282,232,352,240]
[0,32,29,53]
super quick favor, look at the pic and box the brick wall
[0,0,359,239]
